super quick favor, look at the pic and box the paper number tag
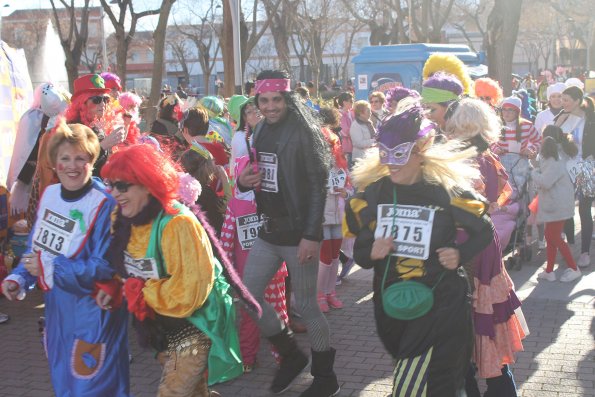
[236,213,263,250]
[33,209,75,257]
[328,168,347,189]
[374,204,436,260]
[258,152,279,193]
[123,251,160,280]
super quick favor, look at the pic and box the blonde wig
[351,134,480,198]
[444,98,502,144]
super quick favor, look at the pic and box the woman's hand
[237,164,261,190]
[100,126,126,150]
[371,238,395,260]
[22,253,40,276]
[1,280,20,301]
[333,186,348,198]
[436,247,460,270]
[95,288,113,311]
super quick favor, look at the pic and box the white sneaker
[577,253,590,268]
[538,240,546,249]
[560,268,582,282]
[537,270,556,282]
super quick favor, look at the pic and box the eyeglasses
[370,99,382,104]
[479,96,492,101]
[89,96,110,105]
[501,108,517,113]
[104,180,133,193]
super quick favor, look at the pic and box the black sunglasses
[89,95,110,105]
[105,180,133,193]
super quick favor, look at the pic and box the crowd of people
[0,55,592,397]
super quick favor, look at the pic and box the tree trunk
[146,0,176,126]
[486,0,523,96]
[65,60,79,93]
[203,73,211,96]
[115,30,128,87]
[221,0,235,98]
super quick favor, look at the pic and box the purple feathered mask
[377,100,436,165]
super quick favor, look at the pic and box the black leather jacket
[250,114,329,241]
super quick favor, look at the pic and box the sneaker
[0,313,9,324]
[538,240,546,249]
[537,270,556,282]
[577,253,590,268]
[335,276,342,286]
[560,268,582,282]
[326,292,343,309]
[339,258,355,279]
[317,293,329,313]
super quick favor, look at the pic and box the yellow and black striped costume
[343,176,493,397]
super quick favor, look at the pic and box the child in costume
[318,109,351,311]
[221,156,289,372]
[533,127,582,283]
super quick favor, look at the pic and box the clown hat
[71,74,110,103]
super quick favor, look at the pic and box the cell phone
[249,148,259,174]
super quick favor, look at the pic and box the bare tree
[49,0,91,92]
[99,0,161,88]
[486,0,523,95]
[409,0,456,42]
[146,0,177,126]
[167,38,192,86]
[174,0,221,96]
[239,0,281,75]
[81,47,102,74]
[293,0,344,92]
[261,0,299,72]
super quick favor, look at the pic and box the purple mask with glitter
[377,98,437,165]
[378,141,416,165]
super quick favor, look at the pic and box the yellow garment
[450,197,487,218]
[127,214,215,318]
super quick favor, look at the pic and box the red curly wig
[473,78,503,108]
[101,144,180,214]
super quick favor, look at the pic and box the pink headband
[255,78,291,94]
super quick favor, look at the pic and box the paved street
[0,233,593,396]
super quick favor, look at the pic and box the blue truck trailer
[352,43,486,100]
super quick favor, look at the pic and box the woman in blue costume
[2,121,129,396]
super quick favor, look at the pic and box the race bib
[123,251,160,280]
[566,158,581,184]
[258,152,279,192]
[327,167,347,190]
[236,213,263,250]
[374,204,436,260]
[33,209,75,257]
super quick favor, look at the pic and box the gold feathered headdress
[422,54,472,95]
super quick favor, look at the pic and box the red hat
[71,74,110,103]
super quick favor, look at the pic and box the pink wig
[101,144,180,214]
[119,92,142,111]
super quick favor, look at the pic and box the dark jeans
[565,195,594,253]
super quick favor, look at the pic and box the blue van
[352,43,486,100]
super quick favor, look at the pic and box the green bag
[380,186,444,320]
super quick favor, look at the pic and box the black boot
[267,328,309,394]
[300,348,340,397]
